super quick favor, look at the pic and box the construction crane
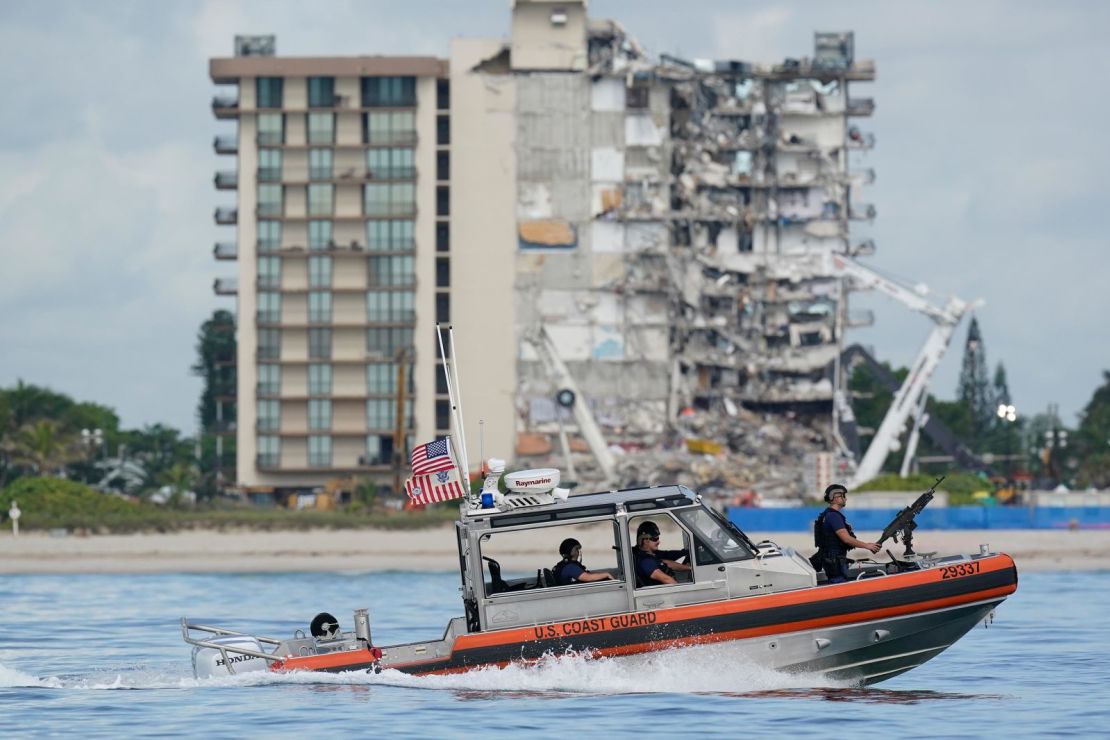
[817,252,976,487]
[522,326,618,487]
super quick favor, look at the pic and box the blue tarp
[727,506,1110,532]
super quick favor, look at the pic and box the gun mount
[876,476,944,556]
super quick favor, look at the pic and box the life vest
[813,507,854,557]
[632,547,674,587]
[552,559,571,584]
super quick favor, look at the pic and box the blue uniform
[818,508,853,583]
[553,560,586,585]
[634,548,688,587]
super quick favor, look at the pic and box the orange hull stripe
[452,554,1016,651]
[415,584,1013,676]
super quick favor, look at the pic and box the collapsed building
[208,0,879,500]
[450,1,876,500]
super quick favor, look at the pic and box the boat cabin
[455,483,816,633]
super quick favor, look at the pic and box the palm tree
[12,420,79,476]
[161,462,198,507]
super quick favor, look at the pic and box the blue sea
[0,569,1105,738]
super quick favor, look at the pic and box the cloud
[0,0,1107,434]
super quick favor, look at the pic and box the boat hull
[277,553,1016,685]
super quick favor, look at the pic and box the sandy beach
[1,527,1108,574]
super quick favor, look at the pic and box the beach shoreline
[1,527,1107,574]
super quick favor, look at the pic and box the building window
[258,256,281,289]
[309,148,333,180]
[436,151,449,181]
[257,435,280,467]
[365,435,393,466]
[308,435,332,467]
[308,255,332,287]
[307,183,334,216]
[257,291,281,324]
[307,112,335,144]
[308,363,332,395]
[436,293,450,323]
[436,79,450,110]
[436,115,449,145]
[366,219,414,251]
[257,399,280,431]
[626,84,649,110]
[436,370,448,395]
[363,111,416,145]
[258,329,281,360]
[366,327,413,356]
[258,149,282,182]
[309,328,332,359]
[367,290,414,322]
[366,399,394,430]
[257,112,284,144]
[307,76,336,108]
[308,220,332,250]
[366,148,414,179]
[363,183,415,217]
[308,290,332,323]
[256,77,284,109]
[258,364,281,396]
[436,221,449,252]
[308,399,332,431]
[436,399,451,432]
[258,183,283,216]
[258,220,282,252]
[436,185,449,216]
[367,363,397,395]
[369,255,414,287]
[361,76,415,107]
[436,257,450,288]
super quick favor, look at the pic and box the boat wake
[1,643,848,695]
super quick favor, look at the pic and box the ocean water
[0,569,1105,738]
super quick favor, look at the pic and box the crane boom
[523,327,618,487]
[815,252,974,486]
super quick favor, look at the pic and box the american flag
[404,437,467,504]
[410,437,455,475]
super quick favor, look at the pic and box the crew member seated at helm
[632,521,692,587]
[552,538,614,586]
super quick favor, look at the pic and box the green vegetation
[0,477,459,534]
[854,472,992,505]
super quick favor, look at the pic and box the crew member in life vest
[632,521,692,586]
[552,538,615,586]
[813,484,880,583]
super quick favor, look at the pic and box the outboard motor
[192,635,270,679]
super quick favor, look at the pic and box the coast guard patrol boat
[183,469,1018,686]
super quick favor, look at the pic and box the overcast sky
[0,0,1106,433]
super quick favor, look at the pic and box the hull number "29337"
[939,561,982,579]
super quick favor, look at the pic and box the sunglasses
[645,535,660,542]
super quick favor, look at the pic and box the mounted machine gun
[876,475,945,556]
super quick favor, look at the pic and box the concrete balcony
[846,98,875,117]
[212,95,240,118]
[848,203,876,221]
[213,135,238,155]
[214,207,238,225]
[846,309,875,328]
[214,171,238,190]
[213,242,237,260]
[213,277,238,296]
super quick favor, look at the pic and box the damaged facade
[452,1,876,499]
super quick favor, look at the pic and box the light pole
[996,404,1017,483]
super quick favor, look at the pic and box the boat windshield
[675,506,756,562]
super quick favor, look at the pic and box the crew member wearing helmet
[632,521,691,587]
[552,538,615,586]
[813,484,881,583]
